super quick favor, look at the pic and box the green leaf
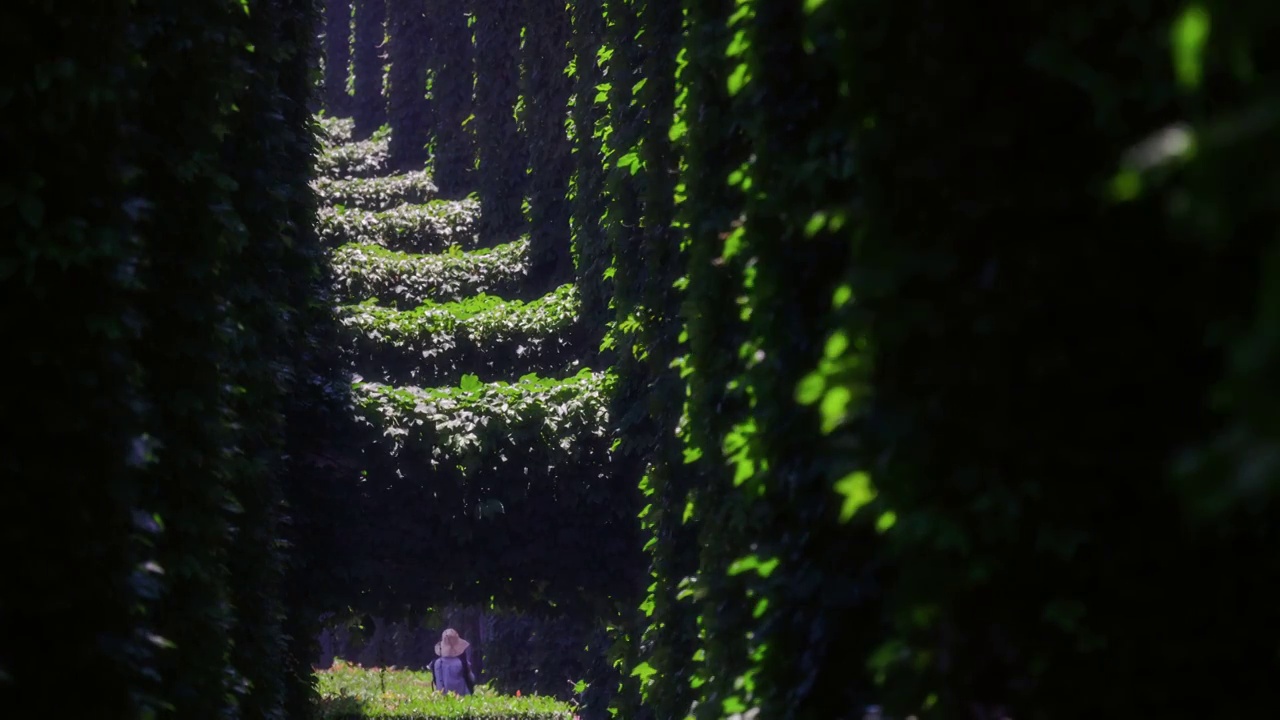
[459,373,482,392]
[795,372,825,405]
[804,211,827,237]
[835,471,876,522]
[1172,4,1210,89]
[727,554,779,578]
[820,385,853,432]
[727,63,750,96]
[832,283,853,308]
[876,510,897,533]
[824,331,850,359]
[752,597,769,618]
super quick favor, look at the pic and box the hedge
[317,199,482,252]
[335,368,630,614]
[317,131,392,179]
[338,284,583,386]
[319,115,356,146]
[314,169,439,211]
[352,367,609,467]
[317,659,576,720]
[330,239,530,307]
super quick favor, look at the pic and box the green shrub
[317,115,355,145]
[338,284,581,385]
[317,200,482,252]
[314,170,439,211]
[317,659,575,719]
[352,368,610,470]
[317,132,391,178]
[330,239,530,307]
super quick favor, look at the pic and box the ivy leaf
[727,554,779,578]
[834,471,876,522]
[727,63,750,96]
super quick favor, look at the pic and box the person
[429,628,476,696]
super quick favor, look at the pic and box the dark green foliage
[387,0,430,171]
[829,1,1280,716]
[473,0,527,245]
[480,612,600,700]
[595,3,652,718]
[129,1,251,712]
[424,0,474,197]
[0,3,154,716]
[713,3,872,718]
[3,1,335,718]
[627,0,694,714]
[325,2,1280,719]
[628,2,1280,719]
[334,370,635,616]
[523,0,574,296]
[316,199,481,252]
[274,0,346,714]
[567,0,609,349]
[338,284,584,386]
[330,238,530,307]
[223,0,310,714]
[315,169,438,211]
[324,0,353,115]
[675,1,752,717]
[352,0,388,139]
[318,130,393,178]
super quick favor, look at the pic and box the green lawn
[316,658,577,719]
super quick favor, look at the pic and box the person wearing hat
[429,628,477,696]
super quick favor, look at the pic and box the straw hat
[435,628,470,658]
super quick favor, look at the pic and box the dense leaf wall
[1,2,153,716]
[425,0,475,197]
[323,0,352,115]
[474,0,527,245]
[320,1,1280,718]
[387,0,430,171]
[523,0,575,296]
[1,2,335,718]
[352,0,387,139]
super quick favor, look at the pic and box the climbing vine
[473,0,527,245]
[523,0,575,295]
[3,1,334,718]
[351,0,387,139]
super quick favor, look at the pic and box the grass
[316,658,578,719]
